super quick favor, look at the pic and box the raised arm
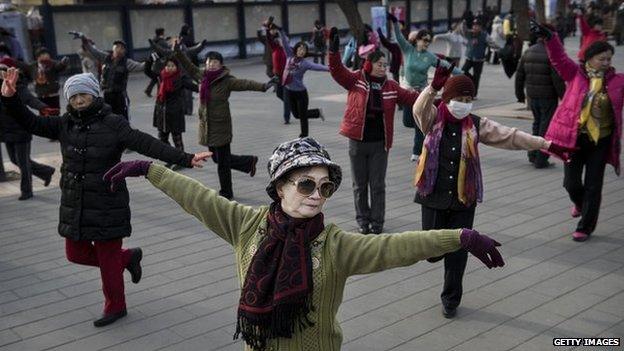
[412,85,439,134]
[331,228,461,277]
[278,30,293,58]
[302,60,329,72]
[578,14,590,36]
[393,21,413,54]
[479,117,551,150]
[328,51,358,90]
[146,163,260,246]
[174,49,203,82]
[82,38,109,62]
[544,34,579,82]
[1,95,62,140]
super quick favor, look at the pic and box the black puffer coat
[153,75,198,133]
[0,80,47,143]
[1,95,194,241]
[515,42,566,101]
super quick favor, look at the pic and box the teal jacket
[394,23,462,89]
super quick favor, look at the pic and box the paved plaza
[0,39,623,350]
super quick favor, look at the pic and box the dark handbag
[402,108,416,128]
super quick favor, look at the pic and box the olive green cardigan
[147,164,462,351]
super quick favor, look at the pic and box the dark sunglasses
[287,177,337,198]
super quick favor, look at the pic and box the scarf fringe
[234,298,316,350]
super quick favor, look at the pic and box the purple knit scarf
[199,67,225,105]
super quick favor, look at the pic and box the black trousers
[564,133,610,235]
[461,59,484,97]
[158,131,184,151]
[287,89,322,138]
[528,98,558,167]
[276,84,292,123]
[104,92,129,120]
[208,143,255,199]
[145,77,158,95]
[0,143,6,181]
[422,205,475,309]
[5,141,54,195]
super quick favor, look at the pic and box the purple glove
[103,160,152,192]
[460,229,505,269]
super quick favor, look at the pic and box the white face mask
[447,100,473,119]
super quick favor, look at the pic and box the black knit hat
[112,39,127,48]
[583,41,614,62]
[442,75,475,102]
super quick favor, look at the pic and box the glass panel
[129,8,185,49]
[194,6,238,42]
[410,0,427,22]
[53,10,122,56]
[434,1,447,20]
[501,0,511,13]
[245,4,281,38]
[453,0,467,19]
[288,4,319,34]
[357,1,377,25]
[471,0,482,13]
[325,3,348,30]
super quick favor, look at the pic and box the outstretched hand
[191,151,213,168]
[430,60,455,91]
[103,160,152,192]
[386,11,398,24]
[1,67,18,97]
[460,229,505,269]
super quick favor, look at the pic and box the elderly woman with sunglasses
[104,136,504,351]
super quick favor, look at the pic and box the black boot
[93,309,127,327]
[126,248,143,284]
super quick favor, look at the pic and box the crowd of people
[0,2,622,349]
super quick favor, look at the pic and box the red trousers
[65,238,132,314]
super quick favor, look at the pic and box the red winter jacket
[328,52,419,150]
[267,33,287,77]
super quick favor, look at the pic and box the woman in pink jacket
[532,22,624,242]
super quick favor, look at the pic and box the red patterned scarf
[235,202,324,350]
[156,69,180,103]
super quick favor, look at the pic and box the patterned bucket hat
[266,137,342,201]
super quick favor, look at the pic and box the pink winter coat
[544,34,624,175]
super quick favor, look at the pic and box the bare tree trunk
[335,0,366,43]
[535,0,546,22]
[513,0,530,41]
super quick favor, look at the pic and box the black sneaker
[126,248,143,284]
[442,306,457,319]
[371,226,383,234]
[358,224,370,234]
[93,309,127,327]
[18,193,33,201]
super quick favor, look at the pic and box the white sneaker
[411,154,419,162]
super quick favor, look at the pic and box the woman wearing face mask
[412,64,572,319]
[328,27,420,235]
[153,58,199,170]
[103,136,505,351]
[280,33,329,138]
[173,44,276,200]
[388,13,463,163]
[531,23,624,242]
[0,69,212,327]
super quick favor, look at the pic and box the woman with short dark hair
[532,23,624,242]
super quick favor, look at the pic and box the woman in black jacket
[0,68,211,327]
[153,58,198,170]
